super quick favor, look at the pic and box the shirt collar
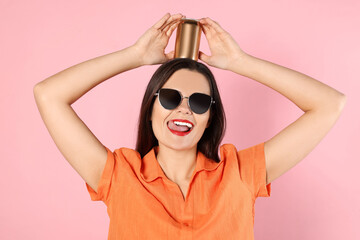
[140,146,224,183]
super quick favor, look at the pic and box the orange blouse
[86,142,272,239]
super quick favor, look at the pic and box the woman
[34,13,346,239]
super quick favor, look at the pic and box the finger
[153,13,171,29]
[200,22,210,35]
[160,13,183,31]
[166,20,181,37]
[199,18,208,26]
[165,50,175,60]
[163,18,181,34]
[163,14,185,35]
[199,19,213,35]
[200,17,224,34]
[200,23,214,40]
[199,50,211,64]
[161,19,180,34]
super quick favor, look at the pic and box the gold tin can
[174,18,202,61]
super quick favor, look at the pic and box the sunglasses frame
[154,88,215,114]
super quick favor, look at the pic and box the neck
[155,143,197,182]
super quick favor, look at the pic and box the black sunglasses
[154,88,215,114]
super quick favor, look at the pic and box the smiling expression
[151,68,211,151]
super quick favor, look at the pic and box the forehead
[162,69,211,95]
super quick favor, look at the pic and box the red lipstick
[167,119,194,136]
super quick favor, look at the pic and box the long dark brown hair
[135,58,226,163]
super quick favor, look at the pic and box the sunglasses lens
[189,93,212,114]
[158,89,181,110]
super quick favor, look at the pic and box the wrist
[227,52,253,75]
[128,44,145,67]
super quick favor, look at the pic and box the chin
[161,141,197,151]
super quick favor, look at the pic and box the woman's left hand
[198,17,247,70]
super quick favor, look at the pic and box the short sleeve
[237,142,271,199]
[85,146,115,205]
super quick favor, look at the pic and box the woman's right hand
[132,13,185,66]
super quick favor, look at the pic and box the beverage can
[174,18,202,61]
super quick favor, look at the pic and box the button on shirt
[86,142,272,240]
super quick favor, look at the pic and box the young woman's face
[151,69,211,151]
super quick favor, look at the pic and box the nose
[176,97,192,114]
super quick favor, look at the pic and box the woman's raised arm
[33,13,184,193]
[34,46,143,105]
[198,17,346,185]
[33,46,144,193]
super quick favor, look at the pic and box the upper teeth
[174,121,193,128]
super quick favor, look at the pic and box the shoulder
[219,143,238,161]
[220,142,265,159]
[110,147,142,167]
[113,147,141,157]
[220,143,237,152]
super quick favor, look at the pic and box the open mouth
[167,120,193,136]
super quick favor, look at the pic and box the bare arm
[33,13,183,194]
[231,54,346,112]
[34,46,143,105]
[231,54,346,184]
[198,17,346,185]
[33,46,143,192]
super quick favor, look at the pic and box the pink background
[1,0,358,239]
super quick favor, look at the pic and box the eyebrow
[161,87,210,95]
